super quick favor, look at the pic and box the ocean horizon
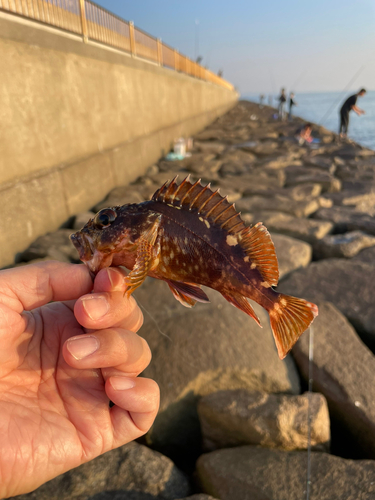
[244,90,375,151]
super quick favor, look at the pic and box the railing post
[174,49,179,71]
[79,0,88,42]
[157,38,163,66]
[129,21,136,56]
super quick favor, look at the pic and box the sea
[244,91,375,151]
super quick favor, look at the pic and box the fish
[70,176,318,359]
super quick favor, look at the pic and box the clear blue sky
[95,0,375,95]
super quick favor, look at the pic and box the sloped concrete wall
[0,13,238,267]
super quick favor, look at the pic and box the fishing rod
[318,64,366,126]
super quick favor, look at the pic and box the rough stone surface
[134,279,300,459]
[13,442,190,500]
[271,233,312,279]
[235,195,319,218]
[313,206,375,235]
[292,302,375,458]
[256,211,333,244]
[353,245,375,265]
[313,231,375,259]
[176,496,218,500]
[196,447,375,500]
[278,259,375,349]
[18,229,79,263]
[198,389,330,451]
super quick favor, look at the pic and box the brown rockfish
[71,176,318,359]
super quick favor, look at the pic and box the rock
[198,389,330,452]
[313,231,375,259]
[241,140,279,157]
[73,211,95,230]
[353,246,375,265]
[18,229,79,263]
[292,302,375,459]
[304,156,336,173]
[133,279,300,462]
[196,446,375,500]
[217,171,284,194]
[277,259,375,350]
[313,206,375,235]
[255,212,333,244]
[194,141,226,155]
[14,442,190,500]
[93,186,145,212]
[186,160,223,175]
[219,161,249,176]
[285,167,342,193]
[235,195,319,218]
[241,183,322,202]
[271,233,312,279]
[176,496,218,500]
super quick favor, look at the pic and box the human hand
[0,261,159,498]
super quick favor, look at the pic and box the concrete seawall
[0,13,238,267]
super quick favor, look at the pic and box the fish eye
[93,208,117,229]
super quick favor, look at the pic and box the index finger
[0,261,93,313]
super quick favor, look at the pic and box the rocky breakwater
[10,100,375,500]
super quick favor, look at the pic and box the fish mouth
[70,232,95,262]
[70,232,113,277]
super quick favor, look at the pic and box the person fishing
[339,88,366,138]
[288,92,297,121]
[278,88,287,121]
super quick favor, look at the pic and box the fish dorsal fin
[152,178,279,286]
[152,176,246,235]
[239,222,279,287]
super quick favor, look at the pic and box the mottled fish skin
[71,177,318,359]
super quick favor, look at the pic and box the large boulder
[198,389,330,452]
[13,443,190,500]
[196,447,375,500]
[313,206,375,235]
[353,246,375,265]
[235,195,319,218]
[271,233,312,279]
[134,279,300,462]
[256,211,333,244]
[313,231,375,259]
[277,259,375,350]
[292,302,375,458]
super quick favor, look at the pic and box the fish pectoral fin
[221,292,262,327]
[269,293,318,360]
[125,217,161,297]
[167,283,197,308]
[168,280,210,303]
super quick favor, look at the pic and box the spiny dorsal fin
[152,176,246,235]
[152,178,279,286]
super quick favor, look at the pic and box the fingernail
[106,268,126,291]
[67,336,99,360]
[82,295,109,320]
[111,376,136,390]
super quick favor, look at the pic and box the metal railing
[0,0,234,91]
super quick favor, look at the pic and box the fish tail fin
[268,293,318,359]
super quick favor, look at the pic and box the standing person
[278,88,287,121]
[268,94,273,106]
[339,88,366,138]
[259,94,265,106]
[288,92,297,120]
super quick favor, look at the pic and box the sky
[95,0,375,95]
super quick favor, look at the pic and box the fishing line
[318,64,366,126]
[306,325,314,500]
[290,69,308,92]
[137,298,201,370]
